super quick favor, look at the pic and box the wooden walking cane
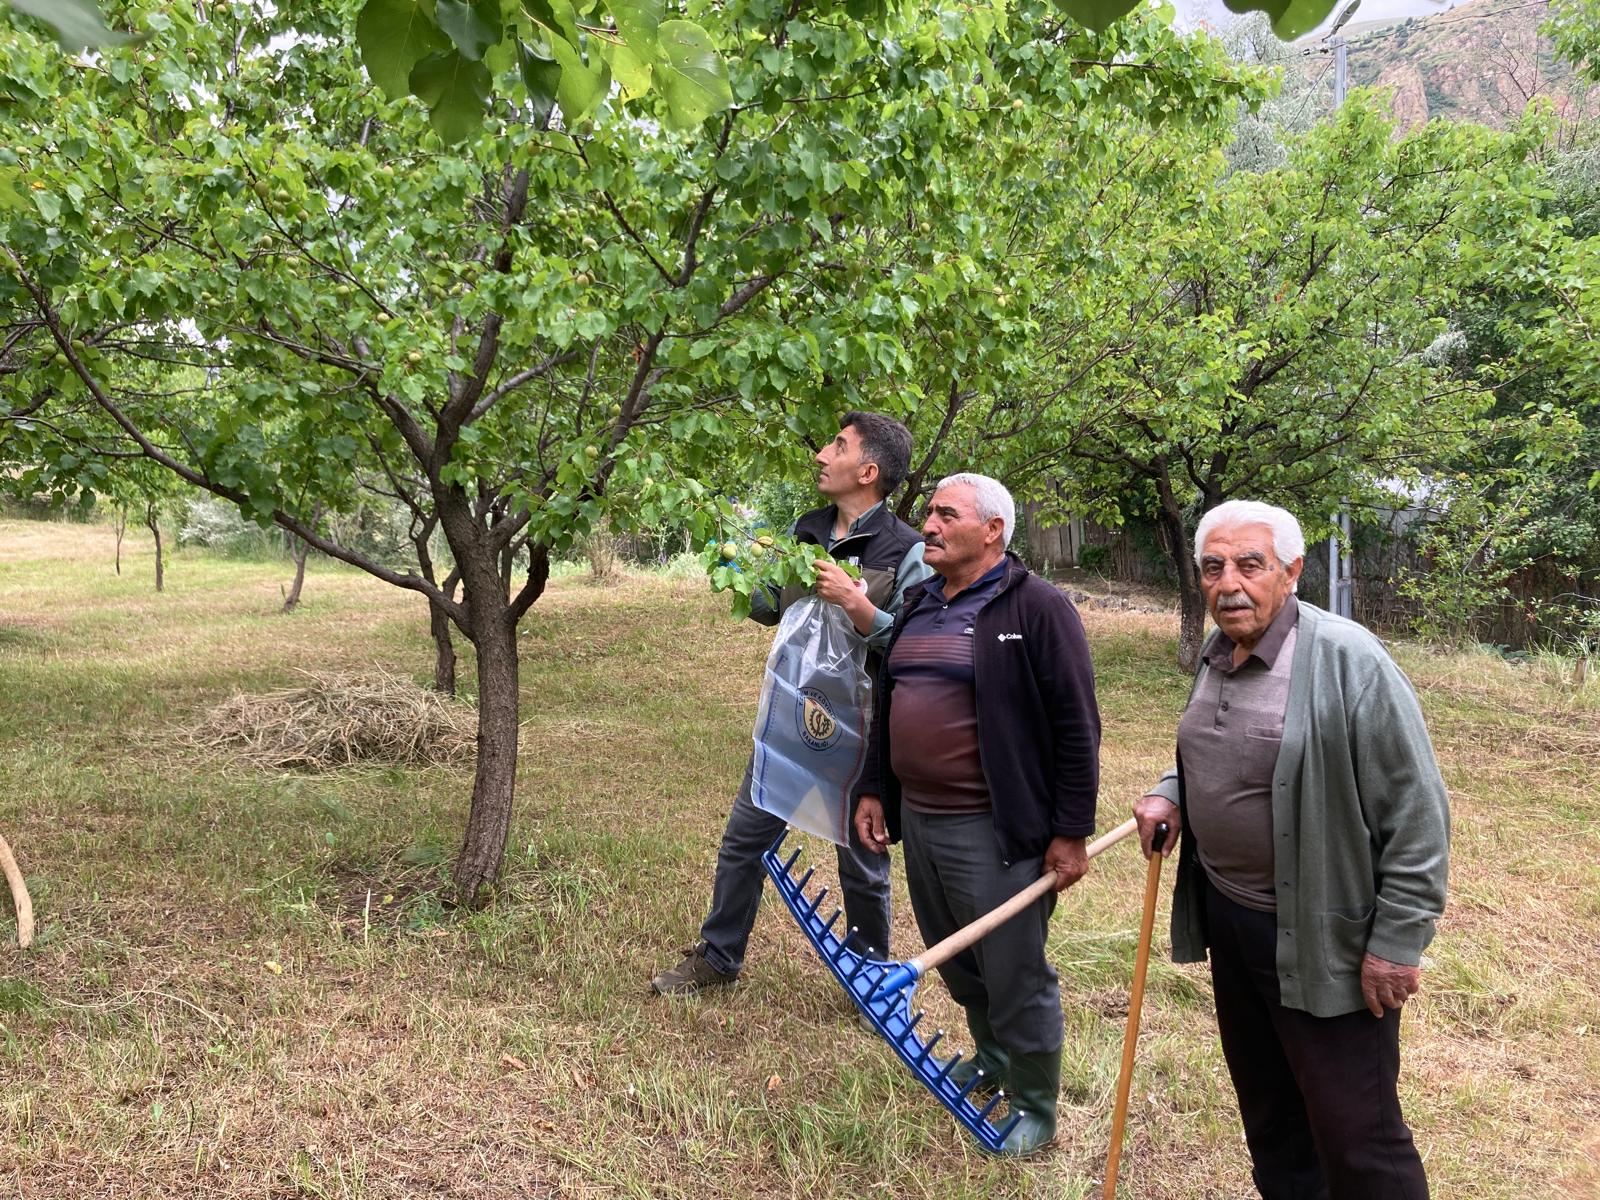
[870,818,1139,1000]
[1102,821,1169,1199]
[0,832,35,950]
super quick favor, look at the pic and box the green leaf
[357,0,450,99]
[1219,0,1292,26]
[1220,0,1341,38]
[484,36,517,74]
[548,31,607,122]
[606,0,662,62]
[603,39,652,100]
[1055,0,1141,31]
[656,19,731,131]
[1274,0,1342,37]
[409,49,492,143]
[574,310,609,338]
[523,0,579,48]
[518,40,561,125]
[32,188,60,222]
[1058,0,1337,35]
[435,0,502,61]
[0,167,28,212]
[6,0,129,50]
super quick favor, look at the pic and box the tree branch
[3,244,464,621]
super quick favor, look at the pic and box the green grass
[1,516,1597,1198]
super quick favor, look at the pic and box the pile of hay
[186,670,477,770]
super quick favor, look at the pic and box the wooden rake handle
[908,817,1138,979]
[1102,823,1168,1199]
[0,833,35,950]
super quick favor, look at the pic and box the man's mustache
[923,535,946,549]
[1216,591,1254,612]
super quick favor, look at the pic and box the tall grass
[0,517,1595,1198]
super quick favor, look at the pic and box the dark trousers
[1204,874,1429,1200]
[902,808,1062,1054]
[698,756,891,976]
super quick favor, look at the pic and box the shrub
[178,497,283,558]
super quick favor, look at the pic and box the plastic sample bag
[750,596,871,846]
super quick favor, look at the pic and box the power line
[1287,56,1338,125]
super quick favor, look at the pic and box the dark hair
[840,411,913,499]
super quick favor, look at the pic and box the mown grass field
[1,516,1597,1199]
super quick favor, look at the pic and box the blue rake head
[762,828,1021,1153]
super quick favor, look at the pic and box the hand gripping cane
[1102,821,1169,1199]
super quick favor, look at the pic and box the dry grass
[180,670,477,770]
[0,516,1596,1199]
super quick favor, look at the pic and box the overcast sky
[1170,0,1473,40]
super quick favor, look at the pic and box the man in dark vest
[651,412,930,996]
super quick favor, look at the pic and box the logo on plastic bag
[797,686,840,751]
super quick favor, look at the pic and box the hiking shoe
[650,942,737,996]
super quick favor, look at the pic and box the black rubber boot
[997,1047,1061,1157]
[948,1007,1009,1097]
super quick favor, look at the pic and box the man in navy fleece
[855,472,1101,1157]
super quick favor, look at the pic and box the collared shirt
[1176,594,1300,912]
[886,558,1008,814]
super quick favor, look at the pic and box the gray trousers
[698,757,892,976]
[902,807,1063,1054]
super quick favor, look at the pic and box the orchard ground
[0,516,1596,1199]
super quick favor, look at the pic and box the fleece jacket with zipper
[855,552,1100,864]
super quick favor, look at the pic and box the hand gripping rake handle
[1102,822,1168,1199]
[871,817,1139,1000]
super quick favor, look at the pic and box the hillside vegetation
[1321,0,1594,128]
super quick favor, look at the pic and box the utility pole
[1325,1,1358,618]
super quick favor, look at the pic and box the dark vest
[780,502,922,670]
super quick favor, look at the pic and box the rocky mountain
[1335,0,1596,129]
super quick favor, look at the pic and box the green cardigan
[1149,602,1450,1018]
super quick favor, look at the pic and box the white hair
[935,472,1015,547]
[1193,500,1306,566]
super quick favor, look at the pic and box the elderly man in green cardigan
[1134,499,1448,1200]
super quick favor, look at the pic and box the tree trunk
[1176,576,1208,674]
[114,511,125,576]
[281,535,311,613]
[452,607,520,906]
[413,524,458,695]
[146,504,164,593]
[1153,482,1206,673]
[430,598,458,696]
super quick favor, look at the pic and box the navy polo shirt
[885,558,1007,814]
